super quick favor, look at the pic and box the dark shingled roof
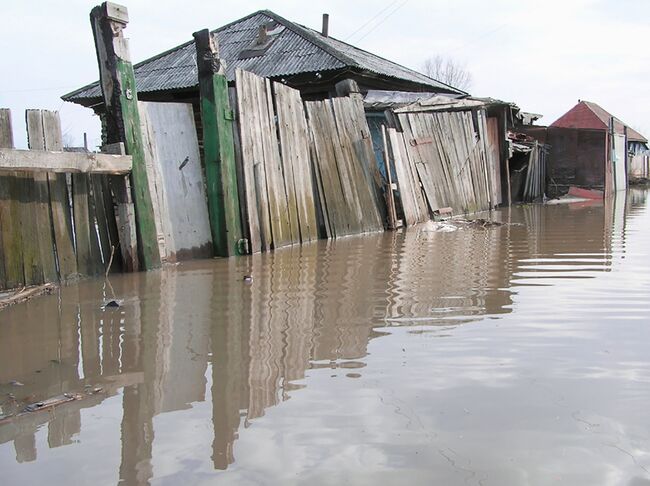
[63,10,465,105]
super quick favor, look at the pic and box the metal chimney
[322,13,329,37]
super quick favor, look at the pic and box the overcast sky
[1,0,649,149]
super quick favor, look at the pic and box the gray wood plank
[42,111,77,280]
[139,101,213,262]
[26,110,57,284]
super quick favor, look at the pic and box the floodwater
[1,189,650,486]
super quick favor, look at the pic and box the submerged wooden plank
[72,173,101,276]
[273,82,318,243]
[138,101,213,261]
[229,87,250,251]
[26,110,57,284]
[0,109,19,290]
[90,174,112,268]
[305,100,349,237]
[17,173,42,285]
[42,111,77,280]
[272,82,300,244]
[236,69,266,252]
[261,78,292,249]
[399,113,440,213]
[388,128,419,226]
[343,97,386,229]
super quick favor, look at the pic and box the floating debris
[103,300,122,309]
[0,283,56,311]
[422,218,512,233]
[23,393,83,413]
[8,381,24,387]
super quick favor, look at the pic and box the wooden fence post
[0,109,20,290]
[193,29,244,256]
[90,2,160,270]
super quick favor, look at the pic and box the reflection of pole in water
[211,259,252,470]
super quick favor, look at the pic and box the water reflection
[1,190,647,484]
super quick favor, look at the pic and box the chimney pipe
[322,13,329,37]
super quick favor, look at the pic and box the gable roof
[551,100,647,143]
[63,10,464,105]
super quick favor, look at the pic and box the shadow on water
[1,188,648,484]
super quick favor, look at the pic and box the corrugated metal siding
[64,10,460,103]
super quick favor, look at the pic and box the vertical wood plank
[99,175,122,273]
[261,78,291,249]
[26,110,57,284]
[228,87,250,252]
[234,72,261,253]
[273,82,318,243]
[90,174,112,267]
[0,109,14,289]
[236,69,272,252]
[42,111,78,280]
[72,173,94,276]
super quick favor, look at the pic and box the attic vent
[238,21,285,60]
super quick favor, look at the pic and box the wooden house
[62,10,464,114]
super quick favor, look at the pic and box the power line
[344,0,400,42]
[355,0,410,43]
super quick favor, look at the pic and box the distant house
[551,100,648,155]
[518,100,645,197]
[62,10,464,112]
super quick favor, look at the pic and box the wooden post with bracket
[90,2,160,270]
[193,28,244,256]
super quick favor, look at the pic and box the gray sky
[1,0,649,149]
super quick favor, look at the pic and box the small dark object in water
[178,156,189,170]
[243,275,253,283]
[103,300,121,309]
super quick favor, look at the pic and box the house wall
[521,126,607,197]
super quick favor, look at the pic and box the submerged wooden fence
[389,109,501,216]
[0,108,133,291]
[234,69,384,251]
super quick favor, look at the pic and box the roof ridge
[261,10,360,68]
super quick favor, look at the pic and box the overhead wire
[354,0,410,43]
[344,0,400,42]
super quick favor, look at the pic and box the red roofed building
[551,100,648,154]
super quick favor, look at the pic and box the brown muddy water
[1,189,650,485]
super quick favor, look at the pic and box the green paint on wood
[199,75,244,256]
[194,30,243,257]
[116,59,161,270]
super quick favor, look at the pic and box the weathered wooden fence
[0,108,132,291]
[234,69,384,250]
[390,108,500,216]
